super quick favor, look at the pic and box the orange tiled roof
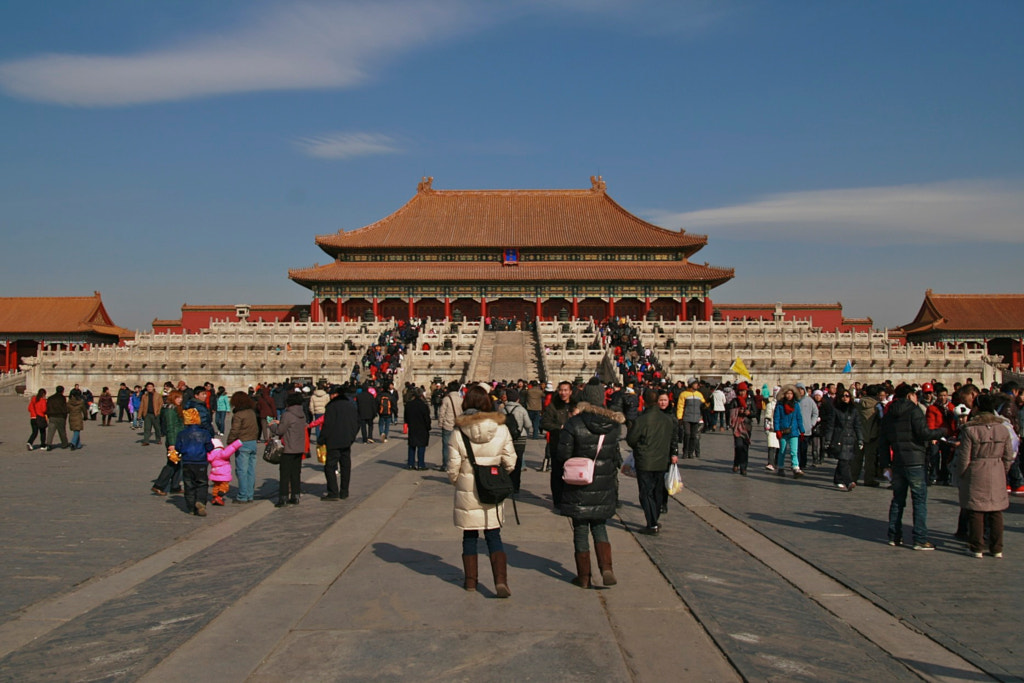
[901,291,1024,333]
[0,293,133,337]
[289,260,734,287]
[314,177,707,253]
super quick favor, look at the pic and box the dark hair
[504,387,520,402]
[462,385,493,412]
[894,384,914,400]
[975,393,996,413]
[286,392,304,407]
[70,388,82,398]
[35,388,47,399]
[230,391,255,411]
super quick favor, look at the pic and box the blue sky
[1,0,1021,331]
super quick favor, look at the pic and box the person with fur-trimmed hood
[447,385,517,598]
[555,400,625,590]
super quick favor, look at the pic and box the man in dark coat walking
[355,383,378,443]
[318,385,359,500]
[627,390,678,533]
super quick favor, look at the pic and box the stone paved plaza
[0,396,1020,682]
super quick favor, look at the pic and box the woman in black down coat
[825,389,863,491]
[404,388,432,470]
[555,401,624,589]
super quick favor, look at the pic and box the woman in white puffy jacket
[447,385,517,598]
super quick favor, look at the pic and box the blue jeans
[528,410,542,438]
[441,429,452,468]
[776,436,800,470]
[463,528,503,555]
[215,411,227,434]
[572,519,609,552]
[408,445,425,468]
[379,415,392,439]
[889,465,928,545]
[70,430,81,449]
[234,440,257,501]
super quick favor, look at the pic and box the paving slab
[670,430,1022,682]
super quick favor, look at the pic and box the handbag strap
[594,434,605,461]
[460,431,478,467]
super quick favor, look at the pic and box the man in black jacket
[878,384,947,550]
[627,390,678,533]
[318,385,359,500]
[355,383,377,443]
[117,383,131,422]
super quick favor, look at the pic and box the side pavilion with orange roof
[0,292,133,373]
[900,290,1024,372]
[289,176,734,323]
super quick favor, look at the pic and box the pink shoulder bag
[562,434,605,486]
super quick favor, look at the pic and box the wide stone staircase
[466,330,542,383]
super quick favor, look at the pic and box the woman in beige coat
[955,394,1016,558]
[447,385,517,597]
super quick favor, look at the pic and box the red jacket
[28,396,47,419]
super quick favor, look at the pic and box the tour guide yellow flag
[730,357,752,382]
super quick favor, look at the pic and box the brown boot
[489,551,511,598]
[595,542,616,586]
[572,551,592,589]
[462,554,478,591]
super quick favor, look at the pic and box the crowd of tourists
[25,359,1022,595]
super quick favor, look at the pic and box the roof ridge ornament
[590,175,606,192]
[417,176,434,193]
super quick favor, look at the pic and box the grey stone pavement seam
[143,440,741,683]
[671,486,989,683]
[674,430,1023,683]
[0,445,380,662]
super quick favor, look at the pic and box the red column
[372,297,379,320]
[572,297,579,319]
[607,297,615,320]
[480,296,487,319]
[444,297,451,319]
[408,298,415,321]
[4,342,9,372]
[535,297,543,321]
[643,297,651,316]
[311,297,320,322]
[704,297,713,321]
[10,343,17,371]
[676,299,684,321]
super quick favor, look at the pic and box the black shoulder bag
[460,432,517,518]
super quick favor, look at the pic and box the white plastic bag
[665,465,683,496]
[621,451,636,478]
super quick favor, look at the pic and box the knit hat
[183,408,200,425]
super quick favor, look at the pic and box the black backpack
[378,394,392,416]
[461,432,514,505]
[502,404,523,442]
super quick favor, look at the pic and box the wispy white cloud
[0,0,734,107]
[294,132,402,159]
[648,180,1024,244]
[0,1,484,106]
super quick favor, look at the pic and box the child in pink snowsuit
[208,438,242,506]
